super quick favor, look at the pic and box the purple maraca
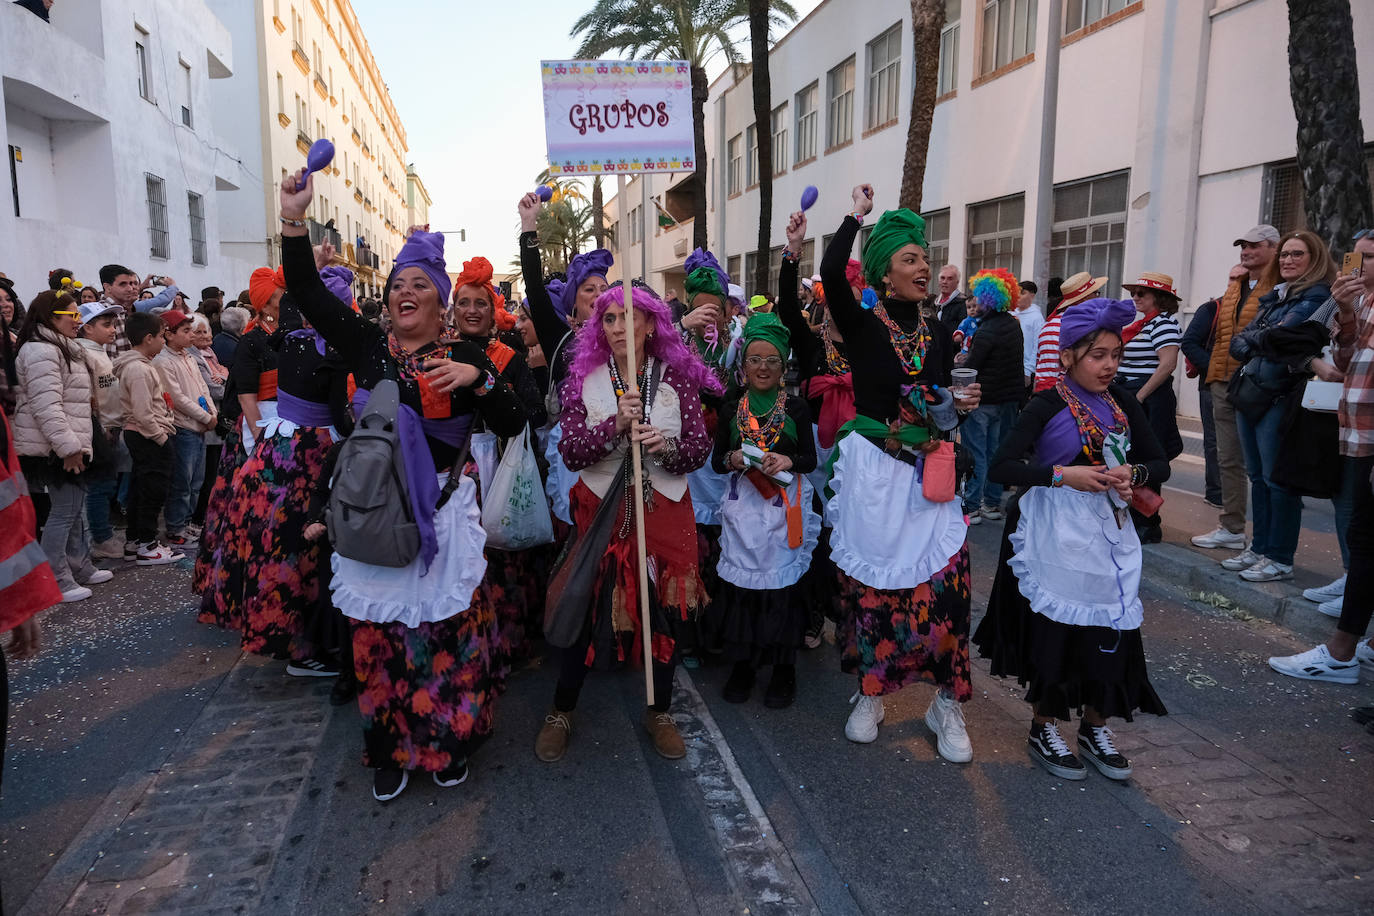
[536,185,553,202]
[800,185,819,211]
[306,138,335,175]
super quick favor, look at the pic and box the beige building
[209,0,414,295]
[405,164,431,230]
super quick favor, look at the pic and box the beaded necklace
[607,355,658,531]
[822,314,850,374]
[1055,377,1127,463]
[872,301,930,378]
[607,356,654,419]
[387,334,450,381]
[736,387,788,450]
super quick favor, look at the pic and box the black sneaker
[722,662,755,703]
[763,664,797,709]
[372,768,408,802]
[1028,721,1087,781]
[433,761,469,788]
[1077,722,1133,780]
[287,658,340,678]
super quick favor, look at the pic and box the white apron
[826,433,968,590]
[805,423,835,527]
[239,400,278,453]
[469,430,499,504]
[716,471,821,590]
[1007,485,1144,631]
[330,473,489,627]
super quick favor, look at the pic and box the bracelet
[1051,465,1064,488]
[472,371,496,396]
[653,437,679,467]
[280,216,305,227]
[850,211,865,225]
[1131,463,1148,487]
[781,247,799,262]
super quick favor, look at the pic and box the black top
[1179,298,1218,382]
[963,310,1025,405]
[519,230,575,388]
[710,393,818,474]
[775,253,847,420]
[275,331,353,432]
[820,216,954,424]
[988,384,1171,489]
[223,325,282,423]
[281,234,526,466]
[938,294,967,337]
[460,333,548,431]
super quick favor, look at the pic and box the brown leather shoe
[642,708,686,759]
[535,710,572,762]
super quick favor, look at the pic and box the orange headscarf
[248,266,286,311]
[453,256,516,331]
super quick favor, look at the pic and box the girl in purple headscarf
[974,297,1171,783]
[535,284,721,764]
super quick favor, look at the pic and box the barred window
[146,174,169,259]
[188,192,206,265]
[1049,171,1129,294]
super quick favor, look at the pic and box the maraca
[536,185,553,202]
[306,138,335,175]
[800,185,818,211]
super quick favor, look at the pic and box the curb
[1141,542,1336,644]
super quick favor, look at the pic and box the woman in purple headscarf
[535,285,720,763]
[974,297,1171,784]
[278,170,529,803]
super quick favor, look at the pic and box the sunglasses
[52,310,79,317]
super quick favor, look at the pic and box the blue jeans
[85,472,118,543]
[165,427,206,533]
[962,401,1019,511]
[1236,403,1304,565]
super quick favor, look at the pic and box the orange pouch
[922,441,957,503]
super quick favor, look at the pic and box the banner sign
[541,60,695,176]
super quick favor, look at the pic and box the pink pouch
[922,440,957,503]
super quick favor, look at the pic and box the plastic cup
[950,368,978,400]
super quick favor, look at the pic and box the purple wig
[562,284,724,403]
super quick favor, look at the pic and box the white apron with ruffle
[1008,486,1143,630]
[469,431,499,504]
[330,473,488,626]
[806,423,835,527]
[543,421,577,525]
[826,433,967,590]
[687,465,730,526]
[716,471,821,590]
[239,400,278,453]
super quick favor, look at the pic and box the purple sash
[276,390,334,428]
[287,327,326,356]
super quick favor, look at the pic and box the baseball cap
[78,302,122,325]
[1233,225,1279,246]
[161,309,191,330]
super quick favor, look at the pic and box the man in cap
[1190,225,1278,553]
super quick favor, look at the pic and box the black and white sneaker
[373,768,408,802]
[1078,722,1133,780]
[286,658,340,678]
[433,761,469,788]
[1028,721,1087,780]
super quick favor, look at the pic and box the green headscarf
[740,312,790,361]
[860,208,928,289]
[684,266,726,303]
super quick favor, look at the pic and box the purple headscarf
[560,248,613,318]
[683,248,729,302]
[545,277,569,324]
[393,229,450,306]
[1058,298,1136,351]
[320,265,355,309]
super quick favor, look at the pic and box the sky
[353,0,825,274]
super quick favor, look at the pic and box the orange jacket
[1206,275,1274,385]
[0,407,61,631]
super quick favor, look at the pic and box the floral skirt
[485,546,545,684]
[973,495,1166,722]
[194,430,249,628]
[351,583,501,772]
[235,426,336,659]
[837,546,972,700]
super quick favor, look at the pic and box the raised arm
[518,192,571,360]
[776,210,819,374]
[819,185,874,341]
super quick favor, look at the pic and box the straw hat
[1122,271,1180,300]
[1058,271,1108,309]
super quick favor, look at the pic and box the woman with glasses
[708,313,819,709]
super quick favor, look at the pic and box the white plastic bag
[481,427,555,550]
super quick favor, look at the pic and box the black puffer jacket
[964,310,1025,405]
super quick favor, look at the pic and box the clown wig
[968,268,1019,313]
[562,284,724,404]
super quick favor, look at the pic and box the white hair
[190,313,211,332]
[220,306,250,334]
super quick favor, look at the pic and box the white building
[608,0,1374,417]
[0,0,259,301]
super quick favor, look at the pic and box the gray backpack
[326,379,419,567]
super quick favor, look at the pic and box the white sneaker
[1268,645,1359,684]
[980,506,1004,522]
[1240,560,1294,582]
[137,542,184,566]
[844,692,885,743]
[91,537,125,560]
[60,585,93,603]
[924,691,973,763]
[1358,640,1374,671]
[1303,574,1346,604]
[1220,548,1262,571]
[965,509,982,526]
[82,569,114,585]
[1192,527,1247,550]
[1317,597,1344,619]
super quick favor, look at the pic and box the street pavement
[3,477,1373,915]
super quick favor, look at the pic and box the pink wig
[844,259,865,290]
[563,284,724,403]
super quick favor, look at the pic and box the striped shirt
[1118,313,1182,379]
[1032,314,1063,391]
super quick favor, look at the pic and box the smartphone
[1343,251,1362,276]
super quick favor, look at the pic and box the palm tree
[572,1,779,252]
[747,0,798,294]
[898,0,947,212]
[1286,0,1372,256]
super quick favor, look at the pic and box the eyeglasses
[52,310,78,317]
[1277,250,1309,260]
[744,355,783,369]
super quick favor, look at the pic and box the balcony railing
[356,247,379,270]
[307,218,341,252]
[296,127,311,147]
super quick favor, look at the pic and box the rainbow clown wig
[968,268,1019,313]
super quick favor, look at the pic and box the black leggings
[1339,455,1374,639]
[553,631,676,713]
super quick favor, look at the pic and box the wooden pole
[616,174,656,708]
